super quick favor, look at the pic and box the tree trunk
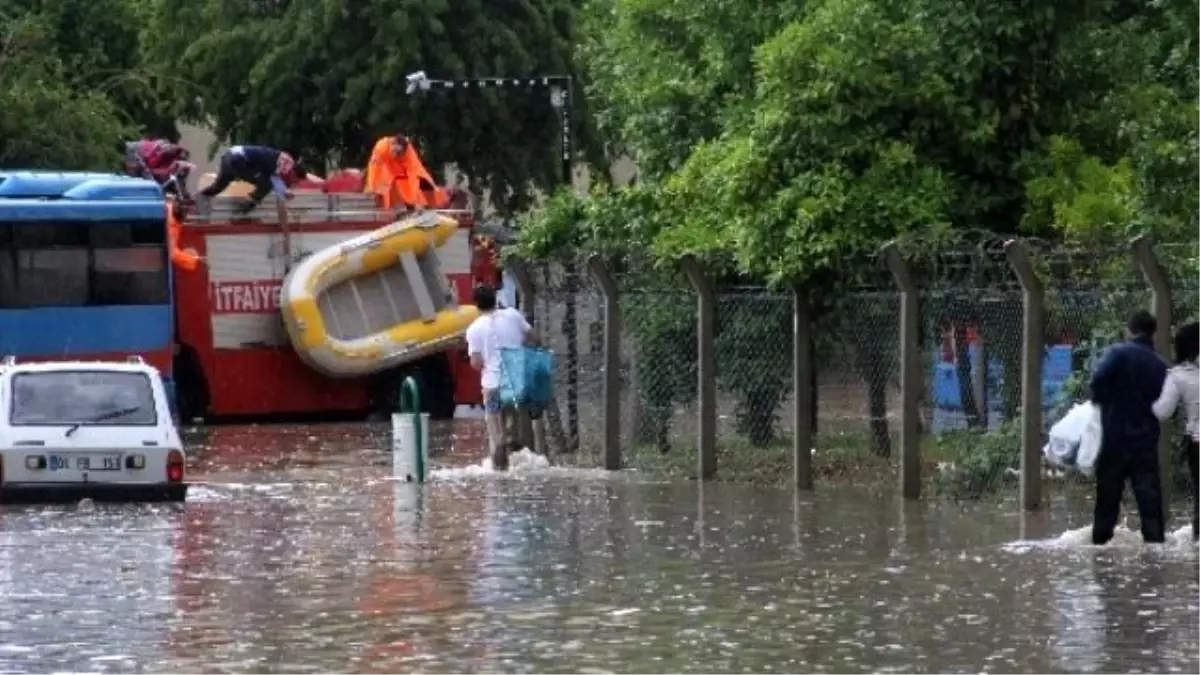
[737,388,779,447]
[954,322,984,428]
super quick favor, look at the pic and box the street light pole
[406,72,580,453]
[405,72,573,186]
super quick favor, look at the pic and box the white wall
[176,122,230,193]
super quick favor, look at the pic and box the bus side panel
[0,307,172,371]
[3,348,172,374]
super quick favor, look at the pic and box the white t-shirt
[465,308,532,391]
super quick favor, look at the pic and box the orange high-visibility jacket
[166,202,200,271]
[364,136,449,209]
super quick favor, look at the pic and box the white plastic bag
[1075,404,1103,476]
[1044,402,1093,468]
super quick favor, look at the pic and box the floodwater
[0,422,1196,674]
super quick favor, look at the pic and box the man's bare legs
[484,389,516,470]
[486,413,508,471]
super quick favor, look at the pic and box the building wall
[177,123,230,194]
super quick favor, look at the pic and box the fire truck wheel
[386,357,454,421]
[417,356,457,421]
[173,345,210,422]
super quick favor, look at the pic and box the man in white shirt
[465,285,536,470]
[1153,321,1199,540]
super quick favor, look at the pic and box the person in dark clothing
[198,145,303,213]
[1089,310,1169,545]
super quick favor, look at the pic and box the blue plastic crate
[499,347,556,409]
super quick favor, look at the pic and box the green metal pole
[398,376,425,483]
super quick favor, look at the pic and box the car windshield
[8,371,157,426]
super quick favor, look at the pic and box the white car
[0,357,188,503]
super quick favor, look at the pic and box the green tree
[579,0,809,181]
[1,0,181,169]
[518,0,1197,453]
[0,11,135,169]
[141,0,602,212]
[18,0,178,137]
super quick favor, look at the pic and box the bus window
[12,222,88,248]
[12,223,89,307]
[91,220,168,306]
[0,221,168,308]
[0,223,14,308]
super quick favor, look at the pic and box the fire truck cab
[171,170,494,421]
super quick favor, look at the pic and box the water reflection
[0,422,1194,673]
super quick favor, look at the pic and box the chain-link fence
[513,235,1196,511]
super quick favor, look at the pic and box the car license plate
[48,454,122,471]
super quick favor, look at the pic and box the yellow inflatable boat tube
[280,211,481,378]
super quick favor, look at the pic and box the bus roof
[0,171,165,221]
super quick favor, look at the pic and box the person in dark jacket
[1089,309,1169,545]
[198,145,304,213]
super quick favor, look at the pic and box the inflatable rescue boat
[280,211,480,378]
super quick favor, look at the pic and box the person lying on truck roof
[365,134,450,210]
[197,145,306,214]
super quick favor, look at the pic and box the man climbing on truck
[197,145,304,212]
[364,134,450,210]
[197,144,307,264]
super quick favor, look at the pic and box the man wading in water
[1089,310,1169,545]
[465,285,536,470]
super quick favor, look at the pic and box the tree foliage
[514,0,1198,452]
[519,0,1198,277]
[0,0,163,169]
[140,0,600,212]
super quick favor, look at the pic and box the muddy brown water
[0,421,1196,673]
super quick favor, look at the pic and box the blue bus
[0,171,175,388]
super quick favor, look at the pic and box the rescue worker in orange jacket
[364,134,449,210]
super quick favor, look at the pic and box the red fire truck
[170,171,498,421]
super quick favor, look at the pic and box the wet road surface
[0,422,1197,673]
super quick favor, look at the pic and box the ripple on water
[1003,523,1200,554]
[0,422,1196,674]
[431,449,615,482]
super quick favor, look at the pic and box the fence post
[1004,240,1045,512]
[882,242,921,500]
[507,257,538,325]
[1132,235,1174,514]
[680,255,718,480]
[587,255,622,471]
[792,282,815,490]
